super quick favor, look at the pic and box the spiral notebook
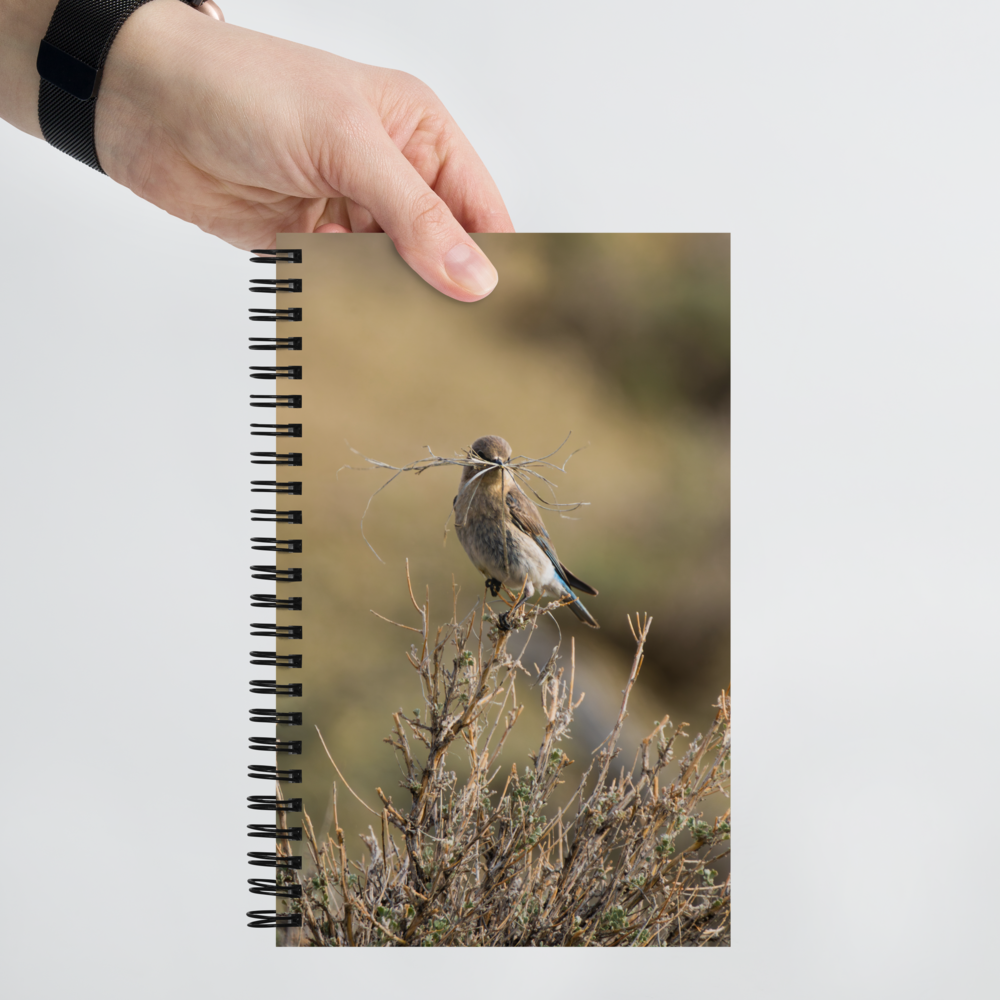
[245,233,732,946]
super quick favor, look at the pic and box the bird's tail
[566,594,599,629]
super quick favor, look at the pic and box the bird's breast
[455,491,558,592]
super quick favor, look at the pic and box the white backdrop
[2,1,997,996]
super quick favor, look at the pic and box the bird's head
[470,435,512,466]
[460,435,513,486]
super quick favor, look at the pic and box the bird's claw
[485,577,502,597]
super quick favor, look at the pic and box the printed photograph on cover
[264,232,730,945]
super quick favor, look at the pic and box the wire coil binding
[250,248,302,263]
[247,795,303,812]
[250,538,302,552]
[250,365,302,380]
[248,764,302,783]
[250,567,302,582]
[250,650,303,667]
[250,594,303,610]
[247,248,304,929]
[248,823,303,840]
[250,680,303,696]
[250,423,303,437]
[250,624,303,639]
[249,278,302,292]
[247,910,303,928]
[248,879,303,898]
[249,336,302,351]
[249,307,302,322]
[249,736,302,754]
[250,708,303,725]
[251,452,303,466]
[250,395,302,408]
[248,851,303,869]
[251,481,303,495]
[248,852,303,870]
[251,510,303,524]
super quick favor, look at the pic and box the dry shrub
[278,570,731,946]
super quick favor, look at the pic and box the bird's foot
[497,599,530,633]
[497,610,517,633]
[484,577,502,597]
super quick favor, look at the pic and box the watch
[36,0,224,173]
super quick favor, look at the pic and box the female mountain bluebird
[454,435,599,628]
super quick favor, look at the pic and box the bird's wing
[505,483,552,545]
[506,483,599,596]
[505,484,567,569]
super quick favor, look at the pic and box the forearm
[0,0,59,136]
[0,0,202,141]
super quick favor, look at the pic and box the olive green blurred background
[271,233,729,842]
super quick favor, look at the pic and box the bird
[453,435,599,628]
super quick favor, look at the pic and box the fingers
[340,127,502,302]
[421,127,514,237]
[296,61,512,299]
[345,201,379,233]
[310,197,377,234]
[385,75,513,236]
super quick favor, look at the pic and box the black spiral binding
[250,366,302,380]
[250,395,302,408]
[251,452,303,466]
[250,337,302,351]
[251,539,303,553]
[250,681,303,696]
[247,910,302,928]
[251,595,303,610]
[251,567,303,582]
[252,485,303,498]
[249,308,303,322]
[249,879,304,899]
[251,510,303,524]
[247,249,304,931]
[251,424,303,437]
[250,278,303,293]
[250,249,303,264]
[251,651,303,667]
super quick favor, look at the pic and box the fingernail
[444,242,498,297]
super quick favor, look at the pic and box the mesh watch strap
[37,0,204,173]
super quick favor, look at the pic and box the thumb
[347,133,500,303]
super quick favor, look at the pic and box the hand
[93,0,512,300]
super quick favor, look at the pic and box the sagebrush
[277,571,731,946]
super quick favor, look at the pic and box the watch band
[37,0,207,174]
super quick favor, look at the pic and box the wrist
[94,0,222,182]
[1,0,222,161]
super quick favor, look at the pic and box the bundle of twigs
[341,435,589,561]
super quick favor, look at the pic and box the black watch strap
[37,0,204,173]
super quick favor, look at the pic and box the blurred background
[272,233,730,844]
[3,0,994,989]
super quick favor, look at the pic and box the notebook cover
[259,232,730,945]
